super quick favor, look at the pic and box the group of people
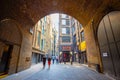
[42,55,59,69]
[59,55,73,65]
[42,55,73,69]
[43,56,51,69]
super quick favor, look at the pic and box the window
[62,28,66,34]
[61,20,66,25]
[41,39,44,50]
[81,31,84,41]
[66,28,70,34]
[72,25,75,33]
[61,19,70,26]
[61,14,67,18]
[73,34,76,44]
[62,28,70,34]
[71,18,75,25]
[66,20,70,25]
[42,25,44,34]
[37,32,41,46]
[66,15,69,18]
[62,36,71,42]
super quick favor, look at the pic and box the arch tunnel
[0,0,120,79]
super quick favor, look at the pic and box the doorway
[0,44,13,75]
[98,11,120,79]
[62,51,70,62]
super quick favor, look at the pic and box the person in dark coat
[43,56,46,69]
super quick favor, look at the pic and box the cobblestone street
[1,63,112,80]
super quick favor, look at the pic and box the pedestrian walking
[48,57,51,69]
[59,56,61,63]
[52,56,55,64]
[64,54,66,64]
[56,56,58,64]
[42,56,46,69]
[70,56,72,65]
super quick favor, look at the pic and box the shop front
[32,48,45,65]
[59,45,72,62]
[79,41,87,64]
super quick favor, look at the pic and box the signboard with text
[62,46,71,51]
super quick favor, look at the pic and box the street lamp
[70,51,72,55]
[60,52,62,55]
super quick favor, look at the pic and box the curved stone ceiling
[0,0,120,29]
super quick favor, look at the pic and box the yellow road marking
[0,74,8,79]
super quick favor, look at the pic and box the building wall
[59,14,72,49]
[59,14,72,46]
[32,15,54,60]
[59,14,73,62]
[44,16,52,54]
[71,18,85,62]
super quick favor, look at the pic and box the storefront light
[60,52,62,55]
[70,51,72,55]
[74,51,77,54]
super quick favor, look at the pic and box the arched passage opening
[0,19,22,75]
[98,11,120,79]
[31,13,87,65]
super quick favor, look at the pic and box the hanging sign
[62,46,71,51]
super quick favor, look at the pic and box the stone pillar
[17,29,32,72]
[8,45,20,74]
[84,21,103,72]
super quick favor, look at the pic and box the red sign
[62,46,71,51]
[64,54,66,57]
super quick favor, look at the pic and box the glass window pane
[62,28,70,34]
[61,14,67,18]
[66,20,70,25]
[38,32,41,46]
[66,28,70,34]
[81,31,84,41]
[62,36,71,42]
[62,20,66,25]
[62,28,66,34]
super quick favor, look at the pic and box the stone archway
[0,19,22,44]
[0,19,22,74]
[0,0,120,75]
[0,0,120,29]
